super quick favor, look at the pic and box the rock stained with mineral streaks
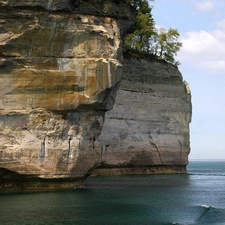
[0,0,136,189]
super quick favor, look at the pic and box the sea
[0,161,225,225]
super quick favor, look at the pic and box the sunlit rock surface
[0,0,135,189]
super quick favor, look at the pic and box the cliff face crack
[66,136,73,166]
[178,139,183,159]
[149,134,165,166]
[40,137,46,167]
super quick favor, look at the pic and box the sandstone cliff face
[0,0,136,189]
[0,0,192,190]
[96,59,192,175]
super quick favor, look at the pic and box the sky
[151,0,225,159]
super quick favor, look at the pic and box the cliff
[95,59,192,175]
[0,0,191,190]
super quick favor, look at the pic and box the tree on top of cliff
[124,0,155,53]
[124,0,182,66]
[149,27,182,66]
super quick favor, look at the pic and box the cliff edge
[0,0,191,190]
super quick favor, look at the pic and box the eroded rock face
[0,0,135,189]
[0,0,192,189]
[96,59,192,175]
[0,0,135,111]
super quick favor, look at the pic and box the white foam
[201,204,210,208]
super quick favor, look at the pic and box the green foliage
[126,0,153,13]
[149,28,182,66]
[124,0,155,54]
[124,0,182,66]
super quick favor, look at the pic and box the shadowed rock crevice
[0,168,85,190]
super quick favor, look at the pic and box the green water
[0,161,225,225]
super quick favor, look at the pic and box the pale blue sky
[151,0,225,159]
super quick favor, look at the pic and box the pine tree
[124,0,155,53]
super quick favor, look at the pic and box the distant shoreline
[189,159,225,161]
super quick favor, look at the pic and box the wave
[169,205,225,225]
[154,205,225,225]
[188,173,225,177]
[196,204,212,220]
[194,205,225,225]
[201,204,211,209]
